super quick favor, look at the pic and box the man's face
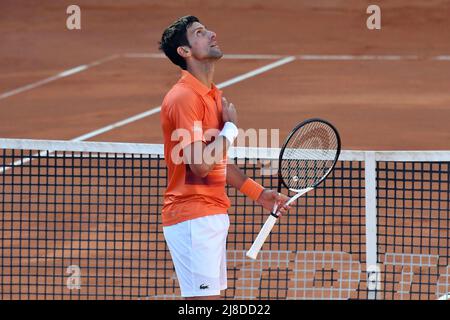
[184,22,223,60]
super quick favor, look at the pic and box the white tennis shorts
[163,213,229,297]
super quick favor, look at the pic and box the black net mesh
[0,143,448,300]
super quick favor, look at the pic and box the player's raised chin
[184,21,223,61]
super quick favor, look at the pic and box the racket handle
[246,215,278,260]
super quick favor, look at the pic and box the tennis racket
[246,118,341,260]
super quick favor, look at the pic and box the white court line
[122,53,165,58]
[72,107,163,142]
[0,54,120,101]
[223,54,284,60]
[58,65,88,77]
[297,54,419,61]
[124,52,450,61]
[217,56,295,88]
[72,56,296,141]
[122,52,284,60]
[433,55,450,61]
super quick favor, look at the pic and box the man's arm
[184,136,230,178]
[226,163,291,215]
[226,163,247,190]
[183,97,237,178]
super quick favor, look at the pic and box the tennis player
[159,15,290,300]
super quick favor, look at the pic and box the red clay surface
[1,0,450,149]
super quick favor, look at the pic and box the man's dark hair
[159,15,199,70]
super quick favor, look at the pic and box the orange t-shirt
[160,70,231,226]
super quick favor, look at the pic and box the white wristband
[219,122,239,145]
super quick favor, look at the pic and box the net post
[364,151,380,299]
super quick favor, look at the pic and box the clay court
[0,0,449,300]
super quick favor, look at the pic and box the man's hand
[222,97,237,125]
[256,190,291,216]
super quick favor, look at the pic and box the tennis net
[0,138,448,300]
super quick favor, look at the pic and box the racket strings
[281,121,339,190]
